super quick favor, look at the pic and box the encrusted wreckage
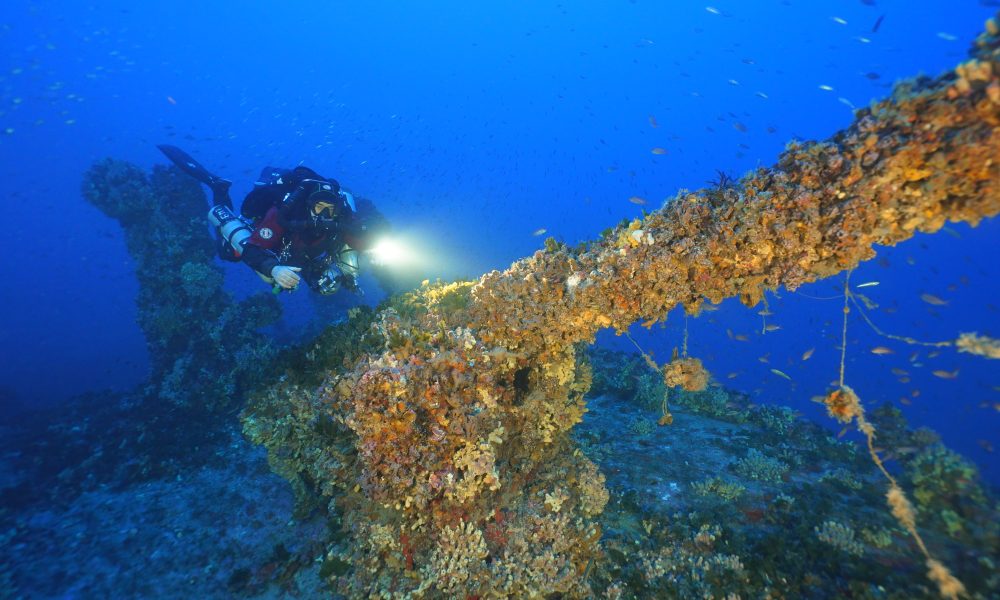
[245,17,1000,598]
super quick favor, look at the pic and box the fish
[937,32,958,41]
[755,91,769,99]
[856,281,879,288]
[920,293,948,306]
[706,6,722,15]
[818,85,834,91]
[801,348,815,361]
[932,369,959,379]
[166,96,177,105]
[648,115,659,128]
[871,14,885,33]
[651,147,668,155]
[771,368,792,381]
[870,346,894,355]
[764,324,781,332]
[864,72,881,80]
[726,372,741,379]
[733,122,748,132]
[891,368,909,376]
[628,196,647,205]
[838,97,856,109]
[978,440,994,453]
[532,228,547,236]
[899,397,912,406]
[759,354,770,364]
[832,17,848,25]
[728,79,741,86]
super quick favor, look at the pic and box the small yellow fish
[920,293,948,306]
[650,147,668,155]
[932,369,959,380]
[870,346,894,355]
[532,228,547,236]
[856,281,880,288]
[726,329,749,342]
[801,348,815,361]
[763,324,781,332]
[770,368,792,381]
[628,196,647,205]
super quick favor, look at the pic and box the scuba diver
[158,144,381,295]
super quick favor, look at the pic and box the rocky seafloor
[2,349,997,598]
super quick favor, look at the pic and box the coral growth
[240,15,1000,598]
[82,161,280,411]
[662,356,710,392]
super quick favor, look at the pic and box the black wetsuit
[237,168,371,291]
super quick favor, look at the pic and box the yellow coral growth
[955,331,1000,359]
[926,558,967,600]
[662,357,710,391]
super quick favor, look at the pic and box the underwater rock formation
[239,17,1000,598]
[82,161,281,411]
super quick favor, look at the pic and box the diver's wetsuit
[155,145,377,292]
[241,201,371,286]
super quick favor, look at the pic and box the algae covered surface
[2,8,1000,600]
[237,16,1000,599]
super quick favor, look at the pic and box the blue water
[1,0,997,487]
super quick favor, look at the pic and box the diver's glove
[271,265,302,289]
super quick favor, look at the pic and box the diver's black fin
[157,144,233,208]
[157,144,219,186]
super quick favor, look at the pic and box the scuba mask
[310,197,340,231]
[290,179,341,231]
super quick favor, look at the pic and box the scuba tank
[207,204,253,258]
